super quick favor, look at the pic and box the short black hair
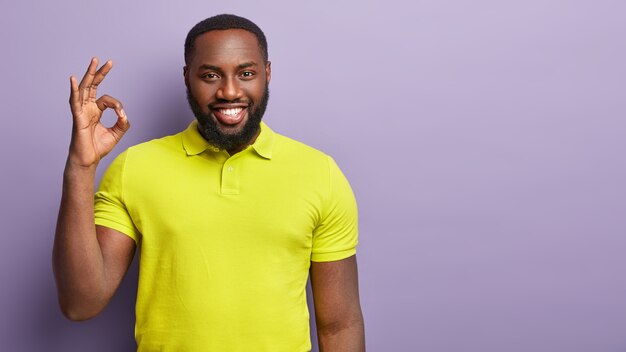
[184,14,268,65]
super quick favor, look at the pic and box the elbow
[54,279,109,321]
[58,298,105,322]
[316,316,366,352]
[318,317,364,336]
[61,308,98,322]
[317,306,365,336]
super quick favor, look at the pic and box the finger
[95,95,130,138]
[78,57,99,104]
[96,95,129,137]
[95,94,125,117]
[110,109,131,139]
[91,60,113,87]
[69,75,80,113]
[88,60,113,102]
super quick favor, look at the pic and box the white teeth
[220,108,243,116]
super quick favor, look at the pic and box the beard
[186,83,270,151]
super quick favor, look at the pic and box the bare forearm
[317,317,365,352]
[53,161,107,320]
[53,58,133,320]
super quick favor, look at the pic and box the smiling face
[184,29,271,154]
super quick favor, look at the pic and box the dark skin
[53,57,135,320]
[184,29,269,155]
[53,29,365,351]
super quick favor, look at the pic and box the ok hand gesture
[68,57,130,169]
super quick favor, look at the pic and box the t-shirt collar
[182,120,274,159]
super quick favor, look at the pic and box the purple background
[1,0,625,351]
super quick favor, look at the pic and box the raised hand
[68,57,130,168]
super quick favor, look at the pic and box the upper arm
[310,255,364,333]
[96,225,136,300]
[311,157,358,262]
[93,151,138,302]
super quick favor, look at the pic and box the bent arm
[310,255,365,352]
[53,58,134,321]
[53,164,136,321]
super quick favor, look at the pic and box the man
[53,14,365,351]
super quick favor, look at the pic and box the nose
[216,77,243,101]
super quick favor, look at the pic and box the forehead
[190,29,263,66]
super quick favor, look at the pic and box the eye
[201,72,220,80]
[240,71,255,79]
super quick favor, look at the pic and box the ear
[265,61,271,84]
[183,66,189,87]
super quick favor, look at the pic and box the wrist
[64,158,98,179]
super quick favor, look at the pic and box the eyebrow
[237,61,258,69]
[198,61,258,73]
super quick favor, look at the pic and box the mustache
[209,99,251,108]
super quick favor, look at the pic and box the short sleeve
[311,156,359,262]
[94,151,141,243]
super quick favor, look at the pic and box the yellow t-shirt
[94,121,358,351]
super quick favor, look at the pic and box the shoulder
[126,131,184,156]
[103,130,186,178]
[272,132,332,166]
[114,130,186,169]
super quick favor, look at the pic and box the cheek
[190,83,215,101]
[247,82,267,100]
[188,79,214,96]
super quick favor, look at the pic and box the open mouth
[212,106,248,126]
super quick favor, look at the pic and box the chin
[213,116,249,135]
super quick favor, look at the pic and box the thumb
[109,108,131,139]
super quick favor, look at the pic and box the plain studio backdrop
[1,0,625,351]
